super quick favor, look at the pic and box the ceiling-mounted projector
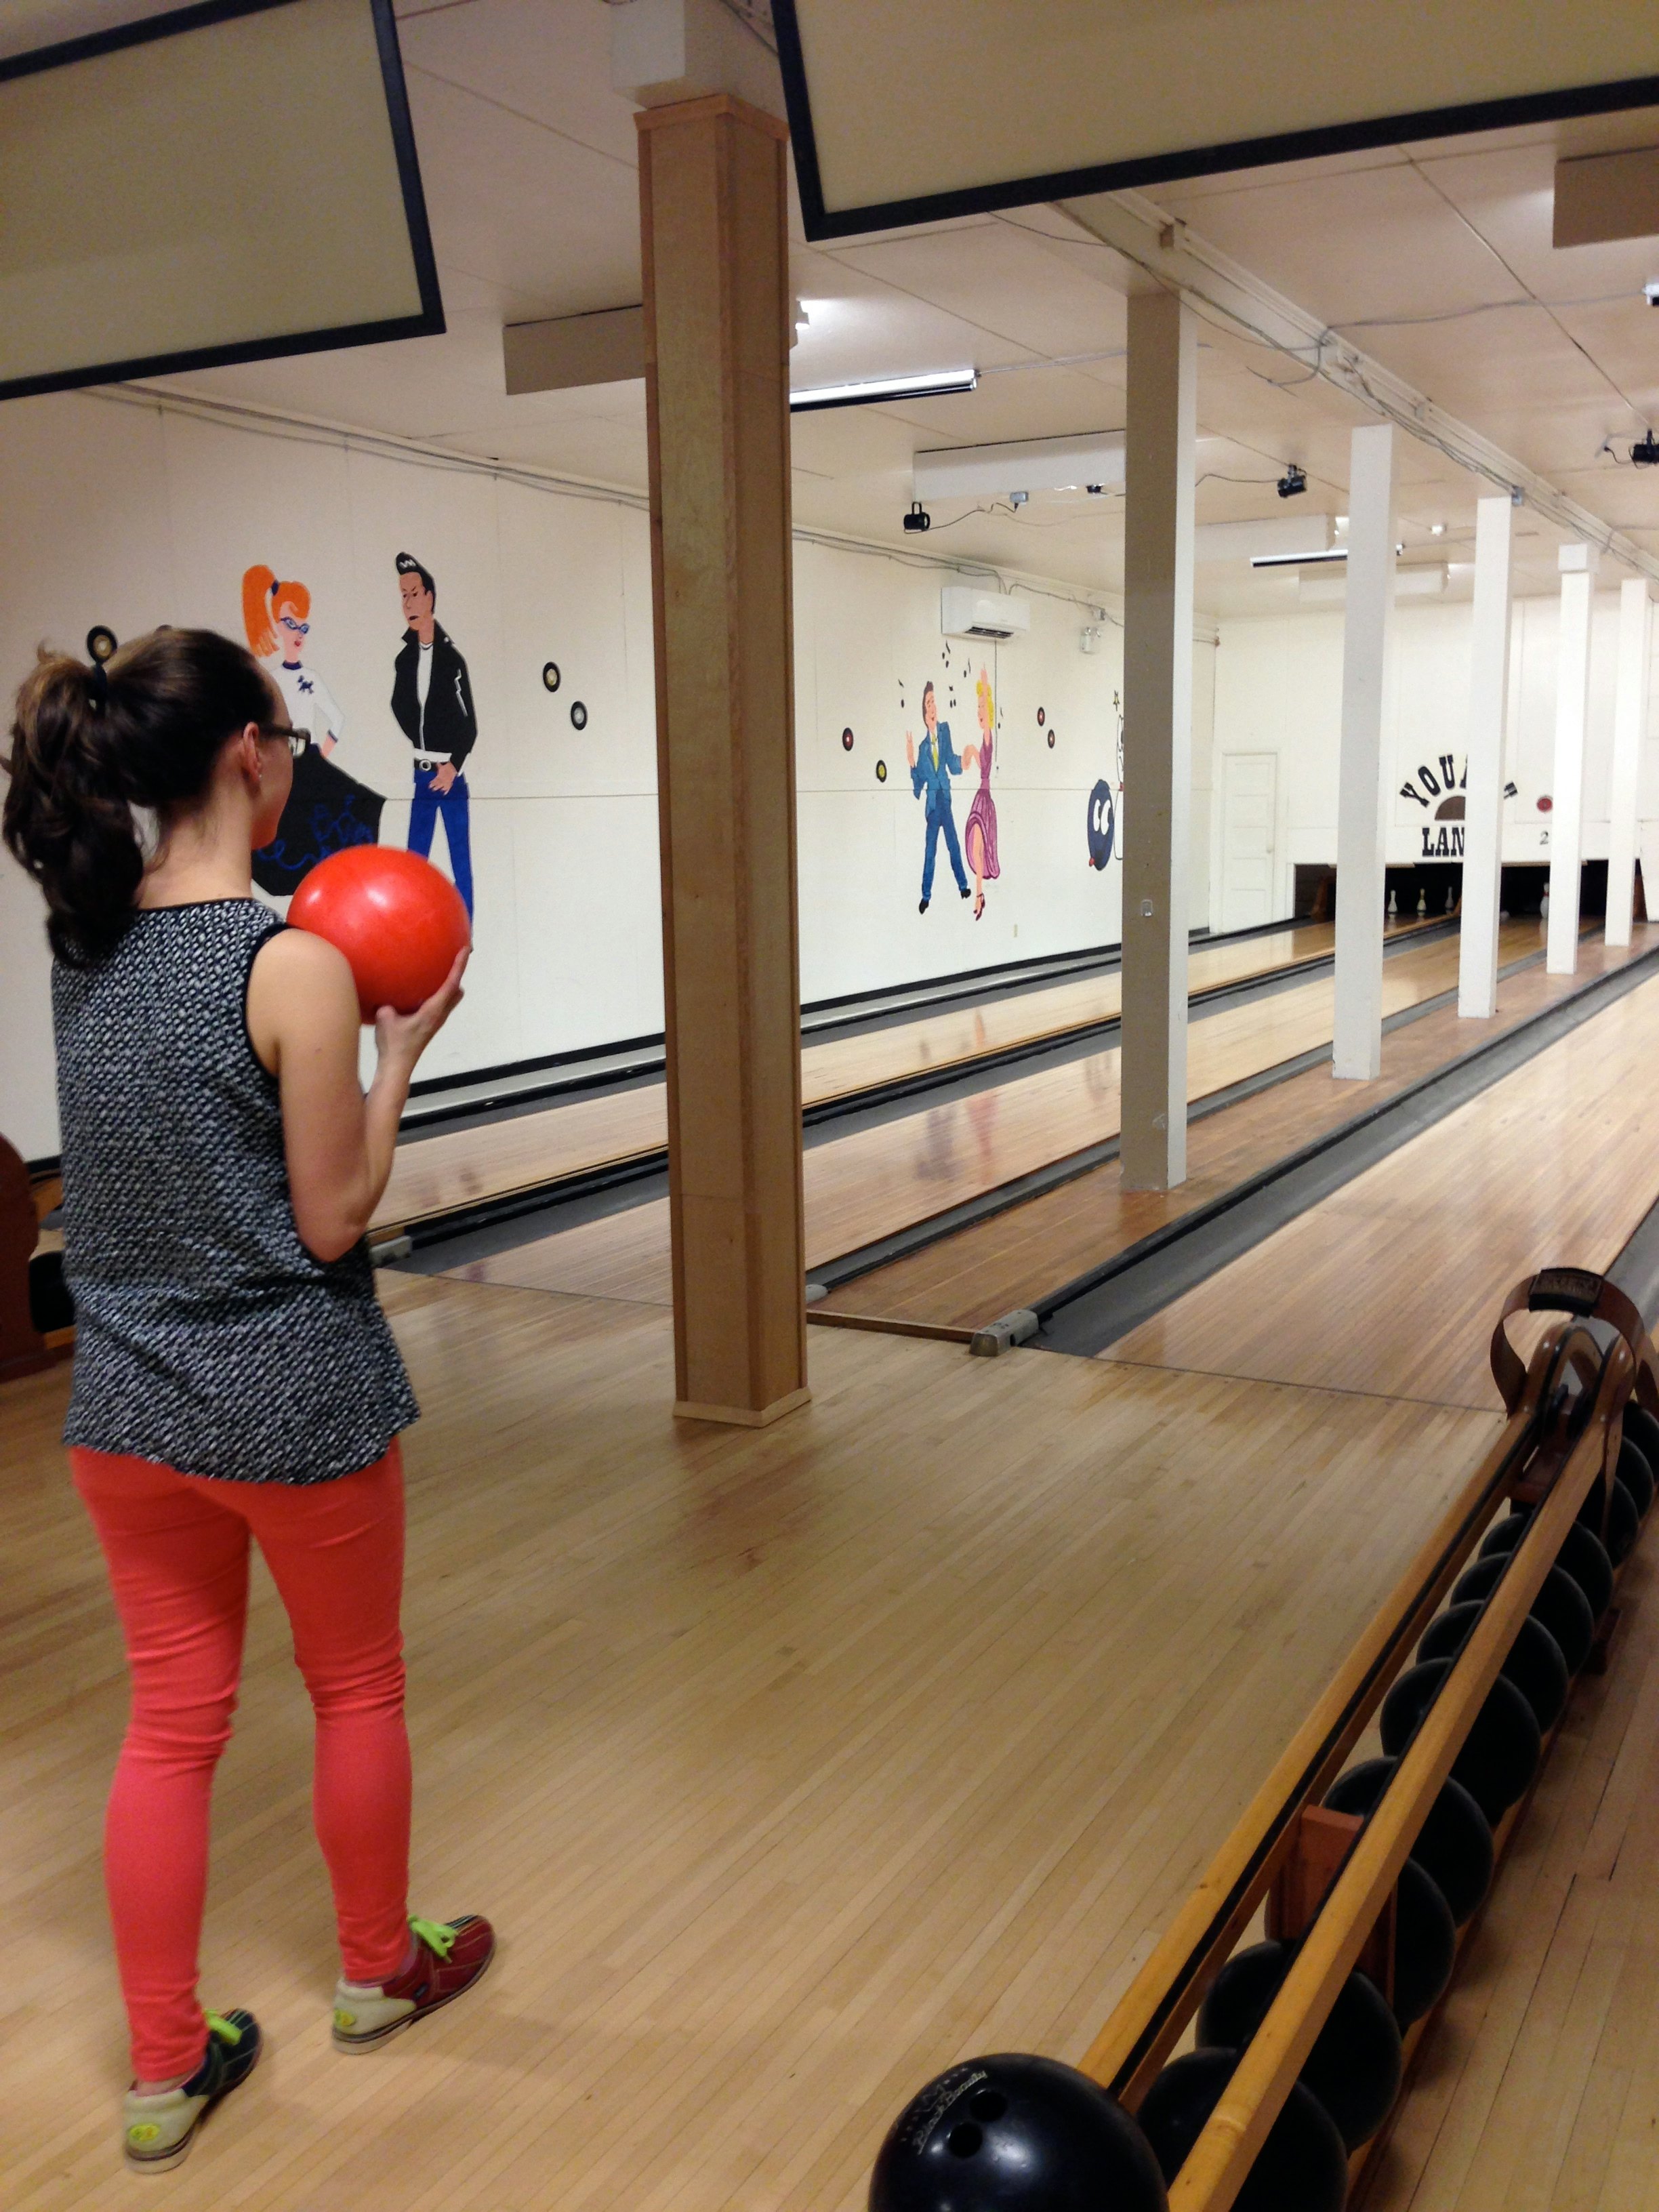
[941,587,1031,640]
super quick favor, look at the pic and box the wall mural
[901,649,1004,920]
[1086,687,1124,874]
[905,676,970,915]
[392,552,478,921]
[962,668,1000,921]
[245,552,485,920]
[244,565,383,898]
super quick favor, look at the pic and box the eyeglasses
[278,615,310,634]
[260,724,311,757]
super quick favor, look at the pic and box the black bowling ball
[1324,1758,1494,1923]
[1557,1521,1615,1619]
[1478,1512,1526,1563]
[1606,1474,1639,1567]
[868,2053,1168,2212]
[1391,1858,1457,2028]
[1620,1408,1659,1508]
[1617,1436,1655,1519]
[1451,1555,1595,1675]
[1479,1515,1614,1618]
[1418,1602,1569,1734]
[1379,1660,1540,1824]
[1136,2050,1348,2212]
[1196,1941,1401,2149]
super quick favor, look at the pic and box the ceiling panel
[1154,163,1517,327]
[397,0,638,167]
[100,0,1659,606]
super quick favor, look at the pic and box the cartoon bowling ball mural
[1088,779,1117,870]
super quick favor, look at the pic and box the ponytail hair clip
[85,625,117,709]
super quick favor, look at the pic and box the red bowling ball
[289,846,470,1021]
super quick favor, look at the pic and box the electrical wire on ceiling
[85,379,1122,628]
[995,205,1656,575]
[1398,150,1650,429]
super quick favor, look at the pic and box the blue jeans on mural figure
[408,766,473,920]
[922,802,968,904]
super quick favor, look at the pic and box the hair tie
[84,625,117,713]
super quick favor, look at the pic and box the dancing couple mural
[905,664,999,918]
[244,553,478,918]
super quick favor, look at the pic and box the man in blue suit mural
[905,679,971,914]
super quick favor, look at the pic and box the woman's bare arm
[247,930,467,1262]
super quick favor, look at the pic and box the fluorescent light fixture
[1200,514,1333,564]
[790,367,977,412]
[914,428,1125,501]
[1299,562,1447,605]
[1252,548,1349,569]
[1252,538,1406,570]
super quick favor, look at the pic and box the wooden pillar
[1120,288,1196,1192]
[1547,543,1598,975]
[1606,577,1653,949]
[637,94,808,1427]
[1332,424,1397,1080]
[1457,496,1514,1019]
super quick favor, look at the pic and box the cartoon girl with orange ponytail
[243,567,343,758]
[241,565,383,898]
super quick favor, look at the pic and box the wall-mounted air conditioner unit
[941,586,1031,640]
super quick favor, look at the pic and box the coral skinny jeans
[71,1443,413,2081]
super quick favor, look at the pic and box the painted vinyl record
[571,701,588,730]
[542,661,561,693]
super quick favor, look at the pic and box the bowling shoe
[331,1913,495,2052]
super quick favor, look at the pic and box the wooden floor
[1106,965,1659,1414]
[442,920,1536,1311]
[1,1274,1498,2212]
[9,939,1659,2209]
[821,927,1657,1333]
[373,918,1431,1233]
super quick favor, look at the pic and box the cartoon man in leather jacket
[392,550,478,919]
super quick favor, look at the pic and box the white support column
[1120,288,1196,1191]
[1607,577,1654,947]
[1333,423,1397,1080]
[1547,543,1599,973]
[1457,496,1514,1017]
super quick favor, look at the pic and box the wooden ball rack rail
[1078,1265,1657,2211]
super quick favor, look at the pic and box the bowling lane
[1104,969,1659,1412]
[441,918,1520,1305]
[816,928,1654,1334]
[372,916,1435,1233]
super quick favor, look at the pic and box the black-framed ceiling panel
[771,0,1659,241]
[0,0,443,403]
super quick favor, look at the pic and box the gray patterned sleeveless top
[52,900,417,1483]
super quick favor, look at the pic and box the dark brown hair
[3,628,272,966]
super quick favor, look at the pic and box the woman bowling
[1,628,490,2173]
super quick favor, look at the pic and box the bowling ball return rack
[1072,1265,1657,2209]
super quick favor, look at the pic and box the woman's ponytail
[3,628,272,966]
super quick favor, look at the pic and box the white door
[1218,753,1277,932]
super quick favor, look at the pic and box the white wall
[1210,592,1659,919]
[0,388,1166,1160]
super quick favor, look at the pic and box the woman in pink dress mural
[961,667,1000,920]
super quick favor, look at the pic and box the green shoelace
[409,1917,456,1961]
[205,2013,243,2047]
